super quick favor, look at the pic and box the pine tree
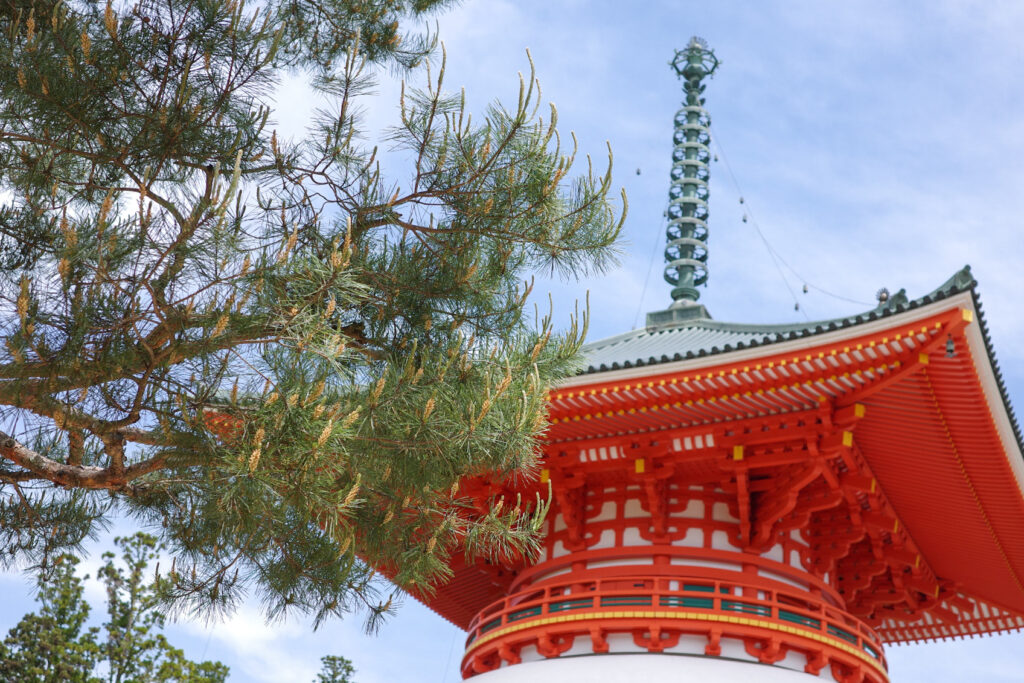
[0,0,623,623]
[0,534,228,682]
[315,655,356,683]
[98,534,229,683]
[0,555,101,682]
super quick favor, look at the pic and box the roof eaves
[967,284,1024,459]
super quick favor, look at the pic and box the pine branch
[0,430,169,490]
[0,0,623,624]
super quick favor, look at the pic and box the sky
[4,1,1024,681]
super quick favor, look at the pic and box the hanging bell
[802,284,809,294]
[742,215,748,223]
[738,197,745,204]
[794,302,800,311]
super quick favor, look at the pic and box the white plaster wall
[470,653,833,683]
[623,498,645,518]
[710,529,735,551]
[590,528,616,550]
[712,501,738,522]
[591,500,617,522]
[671,527,703,546]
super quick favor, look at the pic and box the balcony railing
[464,573,886,669]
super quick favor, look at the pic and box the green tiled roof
[581,267,974,374]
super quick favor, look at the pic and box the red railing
[464,573,886,669]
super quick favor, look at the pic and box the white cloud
[177,607,318,683]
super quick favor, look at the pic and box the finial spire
[664,37,718,309]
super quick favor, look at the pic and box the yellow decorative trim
[464,609,888,679]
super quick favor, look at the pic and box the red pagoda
[411,39,1024,683]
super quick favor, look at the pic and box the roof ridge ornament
[647,37,718,329]
[664,37,718,309]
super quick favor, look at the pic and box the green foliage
[0,533,228,682]
[315,655,356,683]
[0,0,624,626]
[99,533,230,683]
[0,554,101,683]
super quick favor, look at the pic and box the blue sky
[5,1,1024,681]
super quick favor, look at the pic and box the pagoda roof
[581,264,1024,471]
[417,268,1024,645]
[583,267,973,372]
